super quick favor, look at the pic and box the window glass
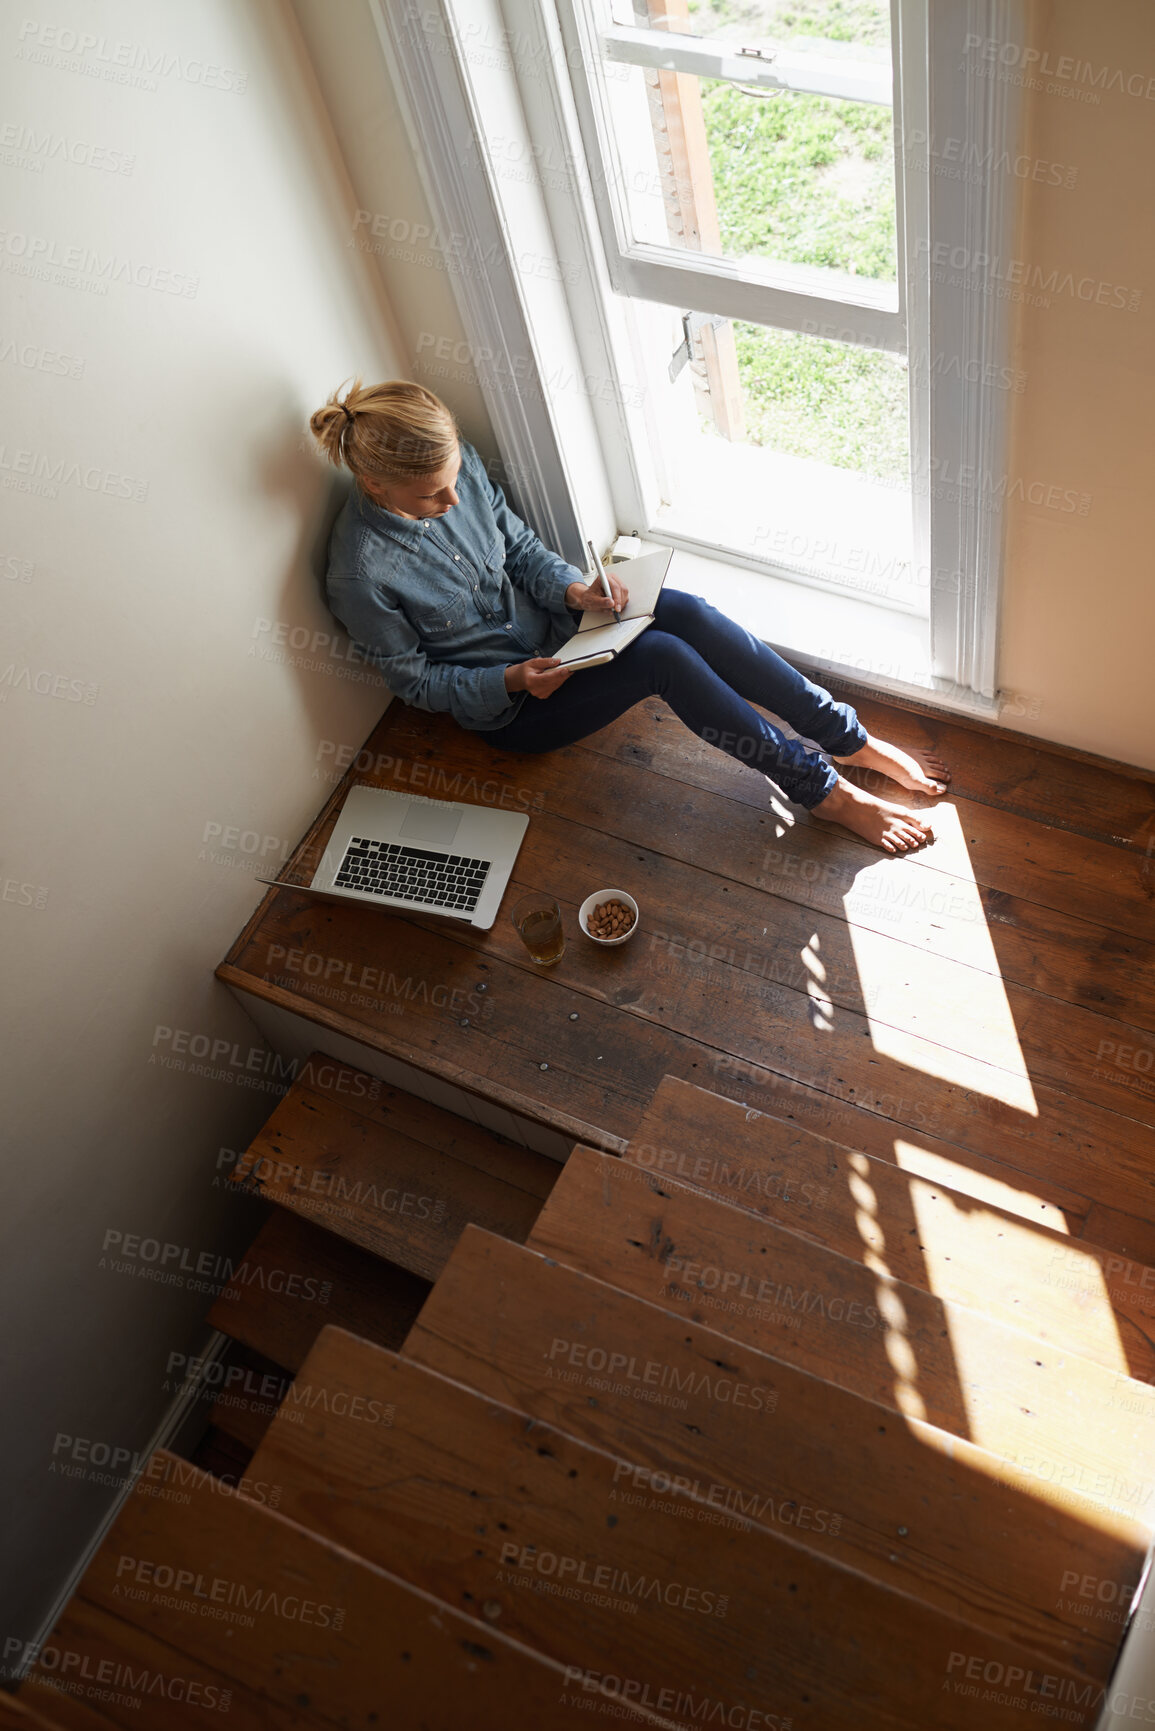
[630,301,920,611]
[601,4,897,284]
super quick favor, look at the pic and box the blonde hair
[309,378,458,489]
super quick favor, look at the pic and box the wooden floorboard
[843,693,1155,850]
[374,713,1155,1079]
[573,687,1155,854]
[391,700,1155,942]
[398,813,1155,1132]
[221,703,1155,1207]
[0,1694,102,1731]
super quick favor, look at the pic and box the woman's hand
[565,571,629,614]
[505,657,573,699]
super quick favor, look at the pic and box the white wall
[289,0,499,451]
[0,0,403,1645]
[997,0,1155,769]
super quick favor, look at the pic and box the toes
[886,819,932,851]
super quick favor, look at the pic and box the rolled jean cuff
[825,718,869,758]
[789,756,841,811]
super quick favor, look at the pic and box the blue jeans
[483,589,867,808]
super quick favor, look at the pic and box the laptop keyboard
[334,838,491,914]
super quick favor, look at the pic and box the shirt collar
[356,488,431,539]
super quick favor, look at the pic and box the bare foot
[833,733,950,796]
[812,777,935,854]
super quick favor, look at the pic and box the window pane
[601,3,897,286]
[734,320,908,478]
[703,85,896,282]
[629,301,920,612]
[610,0,891,49]
[604,75,897,286]
[679,0,890,51]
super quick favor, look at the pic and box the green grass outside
[681,0,909,479]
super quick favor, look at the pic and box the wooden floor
[18,689,1155,1729]
[220,687,1155,1262]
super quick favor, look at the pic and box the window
[376,0,1024,705]
[552,0,925,613]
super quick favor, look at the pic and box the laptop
[260,785,528,931]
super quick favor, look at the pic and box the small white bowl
[579,888,639,947]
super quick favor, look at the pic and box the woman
[310,379,948,853]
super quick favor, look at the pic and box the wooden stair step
[230,1053,557,1280]
[625,1076,1155,1380]
[706,1061,1094,1228]
[527,1147,1155,1522]
[249,1325,1105,1730]
[207,1208,430,1371]
[286,1053,559,1196]
[18,1600,275,1731]
[202,1344,292,1456]
[55,1451,670,1731]
[13,1702,114,1731]
[0,1695,95,1731]
[707,1060,1155,1271]
[1084,1201,1155,1271]
[404,1224,1147,1677]
[188,1421,259,1485]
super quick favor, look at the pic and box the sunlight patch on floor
[892,1139,1071,1233]
[905,1409,1151,1540]
[843,800,1038,1114]
[767,791,794,839]
[907,1180,1130,1375]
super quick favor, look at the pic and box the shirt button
[454,554,460,561]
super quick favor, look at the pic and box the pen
[587,538,621,624]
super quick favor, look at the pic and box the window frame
[555,0,906,352]
[372,0,1025,708]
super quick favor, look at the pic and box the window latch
[668,311,730,382]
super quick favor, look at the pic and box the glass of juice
[511,893,565,965]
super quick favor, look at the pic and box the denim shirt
[324,440,582,730]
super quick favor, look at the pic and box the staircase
[15,1056,1153,1730]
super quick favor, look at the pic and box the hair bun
[308,378,458,482]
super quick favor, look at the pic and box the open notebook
[553,546,674,671]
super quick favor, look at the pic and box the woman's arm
[474,451,582,610]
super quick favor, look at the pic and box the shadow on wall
[251,394,385,745]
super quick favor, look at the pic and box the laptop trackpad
[400,801,463,848]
